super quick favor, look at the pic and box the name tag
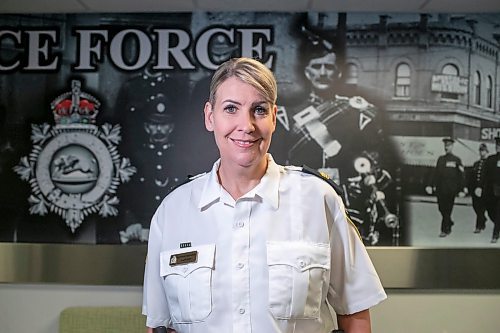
[446,161,456,168]
[497,160,500,167]
[170,251,198,266]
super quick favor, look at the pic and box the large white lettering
[1,26,275,72]
[25,30,60,70]
[73,30,108,71]
[110,29,152,70]
[0,30,60,71]
[154,29,195,69]
[195,28,235,70]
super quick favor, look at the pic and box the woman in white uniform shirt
[143,57,386,333]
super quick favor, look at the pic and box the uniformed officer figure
[106,69,188,244]
[275,25,398,245]
[426,137,466,237]
[468,143,489,233]
[483,137,500,243]
[143,58,386,333]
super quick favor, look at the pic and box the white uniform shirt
[143,154,386,333]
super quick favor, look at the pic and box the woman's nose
[238,111,255,133]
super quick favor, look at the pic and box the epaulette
[166,172,206,195]
[297,165,345,198]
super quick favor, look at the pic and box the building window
[486,75,493,108]
[474,71,481,105]
[441,64,459,100]
[395,63,410,97]
[345,63,358,85]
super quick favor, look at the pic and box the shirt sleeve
[326,193,387,315]
[142,208,171,328]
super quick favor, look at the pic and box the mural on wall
[0,12,499,247]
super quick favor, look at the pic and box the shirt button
[298,260,306,268]
[239,308,245,314]
[236,262,244,269]
[233,221,244,229]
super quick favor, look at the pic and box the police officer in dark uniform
[275,26,398,245]
[282,30,385,177]
[100,68,188,244]
[426,137,466,237]
[483,137,500,243]
[468,143,489,233]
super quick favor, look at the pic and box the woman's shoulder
[163,172,208,200]
[280,164,344,198]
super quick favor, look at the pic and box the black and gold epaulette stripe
[300,165,344,198]
[167,172,206,196]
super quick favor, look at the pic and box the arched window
[395,63,410,97]
[345,63,358,85]
[474,71,481,105]
[442,64,459,76]
[441,64,459,100]
[486,75,493,108]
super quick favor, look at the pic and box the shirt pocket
[267,241,330,320]
[160,244,215,323]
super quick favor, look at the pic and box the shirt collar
[197,159,223,210]
[252,154,280,210]
[197,154,280,210]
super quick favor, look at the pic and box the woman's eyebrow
[221,99,267,106]
[251,101,268,107]
[222,99,241,105]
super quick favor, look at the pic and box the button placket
[231,200,251,332]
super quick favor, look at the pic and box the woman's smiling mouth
[230,138,260,148]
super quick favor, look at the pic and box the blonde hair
[209,57,277,106]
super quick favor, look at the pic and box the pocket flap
[267,241,330,272]
[160,244,215,277]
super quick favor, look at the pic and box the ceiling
[1,0,500,14]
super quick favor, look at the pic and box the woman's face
[204,76,276,171]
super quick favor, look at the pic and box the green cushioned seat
[59,306,145,333]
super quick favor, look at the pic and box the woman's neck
[217,157,268,200]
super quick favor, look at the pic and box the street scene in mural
[0,12,499,246]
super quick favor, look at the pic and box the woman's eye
[224,105,237,113]
[255,106,268,116]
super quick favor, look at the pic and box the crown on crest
[51,80,100,125]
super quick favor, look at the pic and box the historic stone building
[343,14,500,167]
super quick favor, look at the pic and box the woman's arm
[337,309,372,333]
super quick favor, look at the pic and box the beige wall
[1,284,500,333]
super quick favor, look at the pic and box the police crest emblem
[13,80,137,232]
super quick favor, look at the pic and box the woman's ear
[271,104,277,132]
[204,101,214,132]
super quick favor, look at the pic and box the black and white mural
[0,12,499,247]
